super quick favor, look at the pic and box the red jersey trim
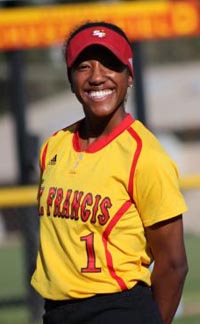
[73,114,135,153]
[127,127,142,199]
[102,200,132,291]
[41,143,48,173]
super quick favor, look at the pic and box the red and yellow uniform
[31,114,187,300]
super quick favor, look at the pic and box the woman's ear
[128,75,133,88]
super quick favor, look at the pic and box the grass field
[0,233,199,324]
[182,233,200,315]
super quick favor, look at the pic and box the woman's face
[70,45,133,119]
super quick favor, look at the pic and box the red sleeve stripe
[41,142,48,172]
[102,200,132,291]
[127,127,142,200]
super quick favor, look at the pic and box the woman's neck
[78,110,127,151]
[80,110,127,139]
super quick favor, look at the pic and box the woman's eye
[77,63,90,71]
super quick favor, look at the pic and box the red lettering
[90,194,101,224]
[38,186,44,216]
[71,190,84,220]
[54,188,63,217]
[44,187,112,226]
[80,232,101,273]
[81,193,93,222]
[61,189,72,218]
[46,187,56,216]
[98,197,112,225]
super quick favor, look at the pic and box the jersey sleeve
[133,145,188,227]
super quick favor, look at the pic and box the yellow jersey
[31,114,187,300]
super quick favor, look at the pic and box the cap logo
[92,29,106,38]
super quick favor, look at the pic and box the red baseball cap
[66,26,134,76]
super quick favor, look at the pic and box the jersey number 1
[80,232,101,273]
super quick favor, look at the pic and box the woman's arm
[145,215,188,324]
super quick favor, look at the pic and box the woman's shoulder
[39,119,82,172]
[128,120,165,153]
[54,119,81,139]
[45,119,82,145]
[128,119,175,166]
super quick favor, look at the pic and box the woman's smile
[86,89,114,101]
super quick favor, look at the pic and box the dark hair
[63,21,132,83]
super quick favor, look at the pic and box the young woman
[31,21,188,324]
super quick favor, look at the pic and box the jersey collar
[73,113,135,153]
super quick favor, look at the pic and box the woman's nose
[89,62,106,85]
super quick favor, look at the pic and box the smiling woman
[69,44,132,137]
[31,21,188,324]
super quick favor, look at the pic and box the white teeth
[88,90,113,99]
